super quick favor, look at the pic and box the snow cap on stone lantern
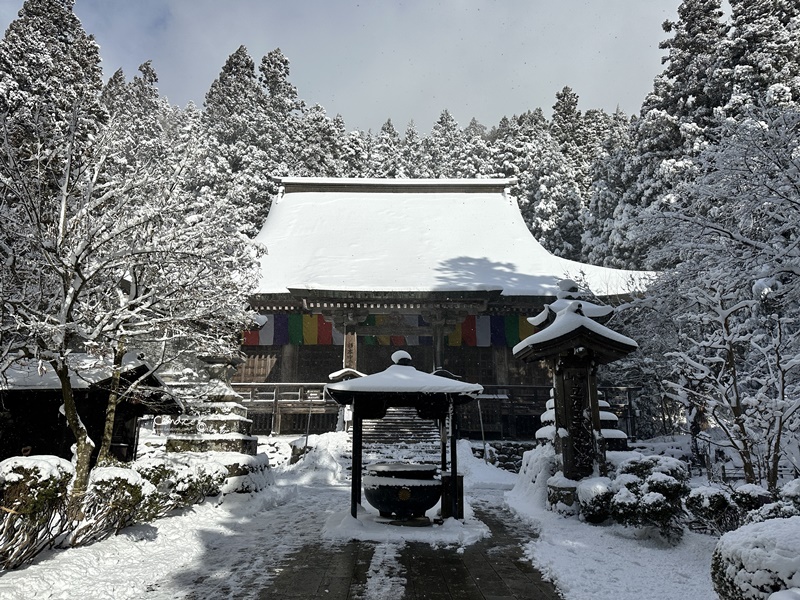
[513,280,637,364]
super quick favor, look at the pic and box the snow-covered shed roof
[254,178,648,299]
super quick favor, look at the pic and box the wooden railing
[230,382,338,435]
[227,382,641,439]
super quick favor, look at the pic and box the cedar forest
[1,0,800,504]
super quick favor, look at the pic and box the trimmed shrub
[577,477,613,523]
[0,456,73,570]
[134,456,226,511]
[607,455,689,543]
[712,516,800,600]
[733,484,773,514]
[744,480,800,525]
[686,486,742,534]
[67,467,156,547]
[780,479,800,507]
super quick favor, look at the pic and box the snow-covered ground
[0,432,719,599]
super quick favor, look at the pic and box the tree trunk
[53,359,94,516]
[723,319,757,484]
[768,424,783,493]
[96,342,126,465]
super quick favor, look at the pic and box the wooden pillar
[433,322,445,371]
[351,403,363,518]
[552,353,600,480]
[449,399,459,520]
[440,418,447,471]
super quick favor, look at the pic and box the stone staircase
[362,407,442,464]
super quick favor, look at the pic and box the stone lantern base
[546,474,579,516]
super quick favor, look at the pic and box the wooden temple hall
[231,177,644,440]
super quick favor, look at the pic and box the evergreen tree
[341,128,372,177]
[581,109,635,266]
[293,103,346,176]
[600,0,729,269]
[400,120,426,178]
[458,117,492,178]
[201,45,274,236]
[258,47,304,171]
[521,129,584,260]
[720,0,800,114]
[424,109,467,178]
[370,118,402,177]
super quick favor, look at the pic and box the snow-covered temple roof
[254,177,648,299]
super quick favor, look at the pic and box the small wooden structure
[326,351,482,520]
[0,354,177,464]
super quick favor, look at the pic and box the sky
[0,0,682,133]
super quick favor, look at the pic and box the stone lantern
[513,280,637,509]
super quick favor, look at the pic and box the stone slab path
[261,501,562,599]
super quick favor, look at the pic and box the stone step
[361,407,440,446]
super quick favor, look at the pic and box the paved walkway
[261,503,562,599]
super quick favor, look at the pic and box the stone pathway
[261,501,562,599]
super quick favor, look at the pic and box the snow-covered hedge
[712,516,800,600]
[576,476,613,523]
[685,483,774,534]
[686,486,742,534]
[68,467,158,547]
[745,479,800,525]
[134,455,227,513]
[0,456,73,570]
[606,455,689,542]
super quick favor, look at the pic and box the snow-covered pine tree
[581,109,635,267]
[341,128,372,177]
[370,119,403,178]
[520,128,584,260]
[488,110,546,199]
[292,103,347,177]
[258,47,304,175]
[399,120,426,178]
[600,0,729,270]
[458,117,492,178]
[424,109,468,178]
[201,45,275,236]
[719,0,800,115]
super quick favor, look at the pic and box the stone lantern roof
[513,300,638,365]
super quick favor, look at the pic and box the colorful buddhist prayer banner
[243,314,535,348]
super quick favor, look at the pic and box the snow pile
[712,516,800,600]
[507,443,557,508]
[456,439,517,490]
[363,542,406,599]
[279,431,351,486]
